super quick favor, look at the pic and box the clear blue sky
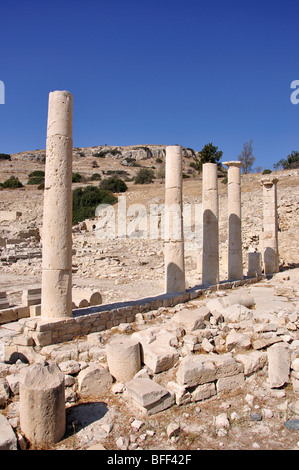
[0,0,298,170]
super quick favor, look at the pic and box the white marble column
[164,145,185,292]
[202,163,219,285]
[261,176,279,274]
[41,90,73,319]
[223,161,243,280]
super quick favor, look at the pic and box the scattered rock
[0,413,17,450]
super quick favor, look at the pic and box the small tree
[99,176,127,193]
[72,185,117,225]
[0,153,11,161]
[238,140,255,174]
[273,150,299,170]
[134,168,155,184]
[190,143,223,172]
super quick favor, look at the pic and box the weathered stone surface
[176,355,216,387]
[167,381,191,405]
[125,377,174,415]
[222,304,253,322]
[6,373,20,395]
[0,413,17,450]
[0,378,10,406]
[267,344,290,388]
[216,372,244,393]
[106,336,141,382]
[78,364,113,397]
[191,382,216,402]
[210,353,244,378]
[58,359,81,375]
[132,328,179,374]
[226,331,251,352]
[171,306,209,331]
[19,362,65,446]
[235,351,267,376]
[126,377,168,407]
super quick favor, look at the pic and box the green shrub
[99,176,128,193]
[27,176,45,185]
[72,185,117,225]
[2,176,23,188]
[28,170,45,178]
[90,173,102,181]
[262,169,272,174]
[0,153,11,161]
[134,168,155,184]
[72,172,83,183]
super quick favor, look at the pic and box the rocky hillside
[1,145,202,186]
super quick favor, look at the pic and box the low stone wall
[8,276,264,351]
[0,306,30,325]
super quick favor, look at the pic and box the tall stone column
[41,90,73,319]
[261,176,279,274]
[223,161,243,280]
[202,163,219,285]
[164,145,185,293]
[202,163,219,284]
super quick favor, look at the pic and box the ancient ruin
[164,145,185,293]
[41,90,73,320]
[223,161,243,281]
[261,176,279,275]
[0,90,299,451]
[202,162,219,285]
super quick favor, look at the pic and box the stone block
[226,331,251,352]
[0,413,17,450]
[216,372,244,393]
[125,378,174,415]
[191,382,216,402]
[78,364,113,397]
[171,306,210,332]
[176,355,216,387]
[267,343,290,388]
[235,351,267,376]
[132,328,179,373]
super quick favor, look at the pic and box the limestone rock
[176,355,216,387]
[226,331,251,352]
[171,306,210,332]
[222,304,253,322]
[0,378,10,406]
[235,351,267,376]
[267,344,290,388]
[78,364,113,397]
[0,413,17,450]
[125,378,174,415]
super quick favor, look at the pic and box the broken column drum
[41,91,73,319]
[19,362,66,446]
[223,161,243,280]
[164,145,185,293]
[261,176,279,274]
[202,163,219,285]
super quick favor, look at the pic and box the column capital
[260,176,279,187]
[222,161,242,168]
